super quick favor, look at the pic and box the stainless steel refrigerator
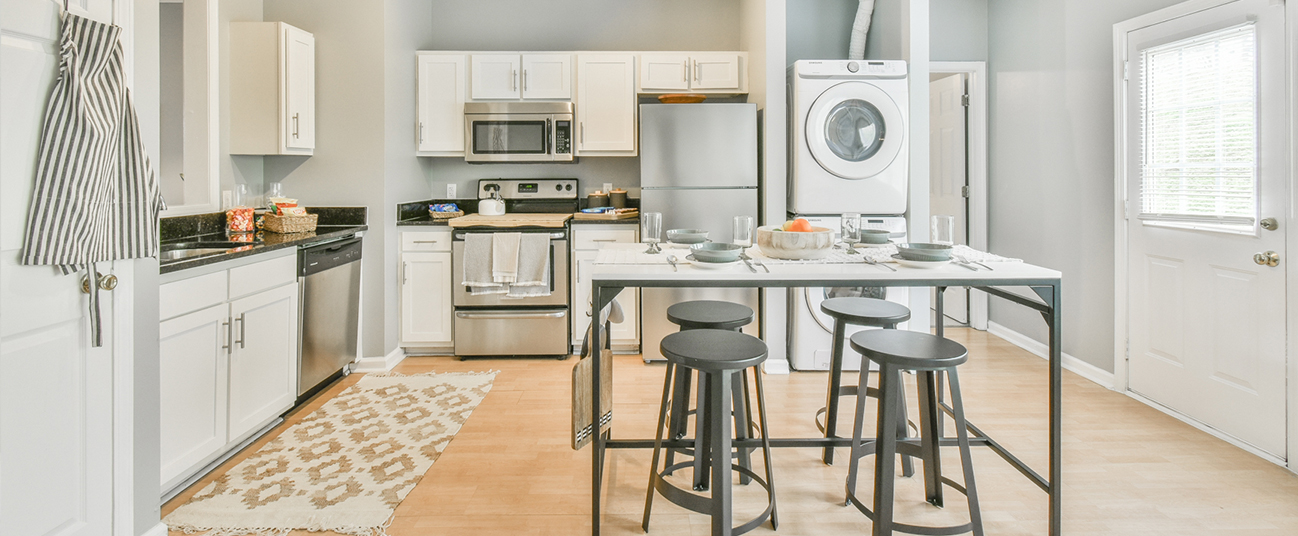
[639,103,761,362]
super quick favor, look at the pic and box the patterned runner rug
[165,371,497,536]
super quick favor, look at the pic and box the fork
[863,257,896,272]
[740,252,769,273]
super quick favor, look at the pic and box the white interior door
[1,2,119,535]
[929,72,969,325]
[1123,0,1286,457]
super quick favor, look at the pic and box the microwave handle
[545,118,552,154]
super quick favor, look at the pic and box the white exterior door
[929,73,968,324]
[283,24,314,150]
[1122,0,1287,457]
[1,1,120,535]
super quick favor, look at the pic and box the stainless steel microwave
[464,102,574,162]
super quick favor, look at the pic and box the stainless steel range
[450,179,577,358]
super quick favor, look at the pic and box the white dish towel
[462,234,506,295]
[492,232,522,284]
[506,234,551,298]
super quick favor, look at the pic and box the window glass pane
[1140,24,1257,224]
[824,99,886,162]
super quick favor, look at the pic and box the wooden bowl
[657,93,707,104]
[756,225,834,260]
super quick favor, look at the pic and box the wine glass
[642,212,662,254]
[842,212,860,254]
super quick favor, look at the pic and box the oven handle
[455,311,567,319]
[453,231,566,240]
[545,118,552,154]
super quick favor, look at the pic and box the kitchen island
[583,246,1064,536]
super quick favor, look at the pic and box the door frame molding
[1113,0,1294,471]
[930,61,989,330]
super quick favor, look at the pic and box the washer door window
[806,81,905,180]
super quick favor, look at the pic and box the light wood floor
[163,328,1298,535]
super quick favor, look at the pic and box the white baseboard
[140,521,168,536]
[986,321,1115,389]
[763,357,791,375]
[1125,390,1287,467]
[351,347,407,373]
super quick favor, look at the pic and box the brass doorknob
[1253,251,1280,267]
[80,273,118,293]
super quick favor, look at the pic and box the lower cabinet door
[227,283,299,441]
[401,251,453,345]
[572,248,639,352]
[159,303,230,489]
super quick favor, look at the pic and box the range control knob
[556,184,563,191]
[846,61,859,73]
[565,184,573,191]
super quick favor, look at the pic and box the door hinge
[961,94,970,107]
[961,185,970,198]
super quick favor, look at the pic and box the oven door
[453,308,570,356]
[452,233,569,307]
[464,114,555,162]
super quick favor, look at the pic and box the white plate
[856,242,893,248]
[891,254,949,269]
[686,255,741,270]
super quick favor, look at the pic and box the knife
[740,252,768,273]
[739,255,758,273]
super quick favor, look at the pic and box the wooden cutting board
[448,213,573,228]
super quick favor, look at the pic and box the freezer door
[641,287,760,362]
[640,188,758,242]
[639,103,758,188]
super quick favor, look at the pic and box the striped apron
[20,12,165,346]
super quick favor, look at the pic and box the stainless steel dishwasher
[298,236,362,399]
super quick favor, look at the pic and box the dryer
[788,60,909,215]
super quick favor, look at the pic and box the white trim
[987,321,1116,390]
[1286,0,1298,474]
[763,356,790,375]
[139,522,169,536]
[351,347,407,373]
[930,61,989,331]
[1125,390,1287,466]
[159,0,220,217]
[112,260,138,536]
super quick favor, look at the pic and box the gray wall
[263,0,388,357]
[159,3,185,205]
[986,0,1184,372]
[786,0,856,63]
[221,0,265,201]
[931,0,987,61]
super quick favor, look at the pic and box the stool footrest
[845,476,977,536]
[651,463,775,536]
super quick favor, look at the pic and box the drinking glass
[642,212,663,254]
[268,182,284,199]
[733,215,754,247]
[931,215,955,245]
[841,212,861,244]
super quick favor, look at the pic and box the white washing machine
[788,215,909,371]
[788,60,909,215]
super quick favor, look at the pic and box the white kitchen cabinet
[227,283,300,442]
[638,52,746,94]
[576,54,637,155]
[572,226,639,352]
[416,53,467,155]
[471,53,572,100]
[230,22,315,155]
[400,229,454,350]
[159,304,230,490]
[157,251,300,494]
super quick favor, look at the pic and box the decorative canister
[609,188,627,209]
[587,191,609,208]
[226,207,255,234]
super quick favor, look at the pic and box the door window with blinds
[1139,24,1257,231]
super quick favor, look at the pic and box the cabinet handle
[412,239,440,244]
[512,69,517,91]
[580,122,584,144]
[418,122,424,144]
[293,113,300,139]
[523,69,528,91]
[402,261,408,285]
[590,238,618,243]
[222,319,232,353]
[235,314,246,349]
[683,60,688,82]
[694,61,701,83]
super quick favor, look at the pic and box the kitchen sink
[159,247,233,261]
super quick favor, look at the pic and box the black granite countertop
[159,207,367,275]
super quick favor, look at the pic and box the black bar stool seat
[845,329,984,536]
[644,329,777,536]
[662,301,757,491]
[817,297,913,467]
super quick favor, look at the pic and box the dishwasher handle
[300,237,363,277]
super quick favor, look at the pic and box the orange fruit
[790,218,813,232]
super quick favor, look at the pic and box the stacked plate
[688,242,743,269]
[892,243,952,268]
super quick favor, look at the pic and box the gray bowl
[896,242,953,261]
[858,229,891,244]
[689,242,743,263]
[666,228,709,244]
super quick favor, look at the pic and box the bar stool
[817,297,912,467]
[644,329,777,536]
[663,301,756,491]
[845,329,983,536]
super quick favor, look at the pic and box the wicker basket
[263,213,318,233]
[429,209,464,221]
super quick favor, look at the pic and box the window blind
[1140,23,1257,226]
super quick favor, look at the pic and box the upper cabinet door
[521,54,572,99]
[689,53,741,91]
[576,54,636,155]
[471,54,521,100]
[283,24,315,150]
[417,53,467,154]
[639,54,691,92]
